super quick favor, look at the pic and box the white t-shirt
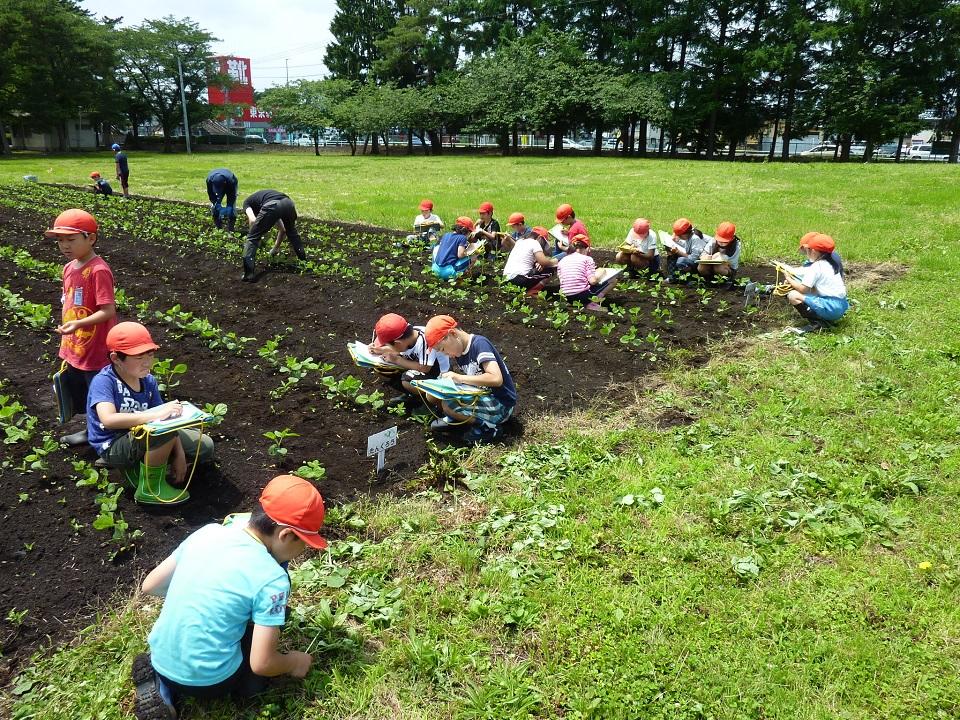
[801,259,846,298]
[503,237,544,279]
[701,237,742,270]
[402,326,450,371]
[624,229,658,253]
[414,213,444,228]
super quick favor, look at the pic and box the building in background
[207,56,282,141]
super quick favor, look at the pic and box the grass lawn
[2,152,960,720]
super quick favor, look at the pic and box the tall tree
[116,16,220,152]
[324,0,397,81]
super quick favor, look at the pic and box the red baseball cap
[531,226,549,240]
[507,212,525,226]
[570,233,590,247]
[90,171,101,179]
[419,199,433,212]
[478,201,494,213]
[807,233,835,253]
[373,313,411,347]
[425,315,458,348]
[106,322,159,355]
[799,231,819,248]
[715,221,736,244]
[260,475,328,549]
[632,218,650,235]
[555,203,574,221]
[672,218,692,235]
[45,209,98,237]
[455,216,475,232]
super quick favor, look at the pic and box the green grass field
[2,152,960,719]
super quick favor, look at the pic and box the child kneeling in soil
[369,312,450,405]
[424,315,517,443]
[697,221,742,286]
[87,322,213,490]
[557,234,619,311]
[408,198,444,243]
[502,224,557,296]
[132,474,327,720]
[431,217,478,280]
[616,217,660,275]
[89,171,113,196]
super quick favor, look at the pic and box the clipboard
[658,231,681,251]
[348,341,403,371]
[697,258,728,265]
[549,223,569,248]
[596,267,625,284]
[140,402,214,437]
[410,377,489,402]
[466,238,487,256]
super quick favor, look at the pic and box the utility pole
[285,59,289,87]
[177,55,192,154]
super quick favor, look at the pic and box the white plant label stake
[367,426,398,472]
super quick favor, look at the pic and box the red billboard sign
[208,56,271,122]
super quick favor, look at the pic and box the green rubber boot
[132,463,190,506]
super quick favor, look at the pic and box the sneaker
[525,280,546,298]
[463,424,499,444]
[132,653,177,719]
[430,416,457,432]
[241,273,257,283]
[60,429,88,447]
[797,321,826,334]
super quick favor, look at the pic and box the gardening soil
[0,190,794,683]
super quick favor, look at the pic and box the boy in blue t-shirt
[133,474,328,719]
[112,143,129,197]
[423,314,516,443]
[431,217,477,280]
[87,322,213,494]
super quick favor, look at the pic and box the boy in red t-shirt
[45,209,117,446]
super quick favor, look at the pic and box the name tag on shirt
[73,288,83,306]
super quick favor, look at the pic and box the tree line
[1,0,958,162]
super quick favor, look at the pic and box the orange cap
[531,226,549,240]
[478,201,493,213]
[418,199,433,212]
[807,233,835,253]
[570,233,590,247]
[90,171,101,179]
[424,314,457,348]
[455,216,475,232]
[45,209,98,237]
[373,313,410,347]
[799,231,819,248]
[555,203,574,221]
[106,322,159,355]
[259,475,327,549]
[715,221,736,244]
[507,212,525,226]
[672,218,692,235]
[632,218,650,235]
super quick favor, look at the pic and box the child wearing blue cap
[112,143,130,197]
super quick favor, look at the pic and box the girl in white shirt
[783,233,849,330]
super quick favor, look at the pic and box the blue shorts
[804,295,849,322]
[447,394,514,429]
[432,257,471,280]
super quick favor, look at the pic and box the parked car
[562,138,590,151]
[243,134,267,144]
[293,136,318,147]
[907,143,949,161]
[800,144,837,158]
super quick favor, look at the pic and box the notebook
[142,402,215,436]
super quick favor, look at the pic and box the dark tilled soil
[0,195,785,683]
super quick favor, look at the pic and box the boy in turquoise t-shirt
[132,475,328,719]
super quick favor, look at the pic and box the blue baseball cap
[111,143,121,151]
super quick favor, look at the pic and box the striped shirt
[557,252,596,296]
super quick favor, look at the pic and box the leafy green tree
[115,16,221,152]
[259,80,353,155]
[324,0,397,81]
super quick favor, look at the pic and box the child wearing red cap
[616,218,661,275]
[473,201,502,255]
[87,322,213,490]
[554,203,588,258]
[664,217,709,282]
[501,212,535,253]
[697,221,742,285]
[502,225,557,296]
[557,235,618,311]
[89,171,113,196]
[133,474,328,719]
[424,315,516,442]
[408,199,444,243]
[45,209,118,447]
[431,217,478,280]
[369,313,450,403]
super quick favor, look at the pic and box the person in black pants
[206,168,238,230]
[241,190,306,282]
